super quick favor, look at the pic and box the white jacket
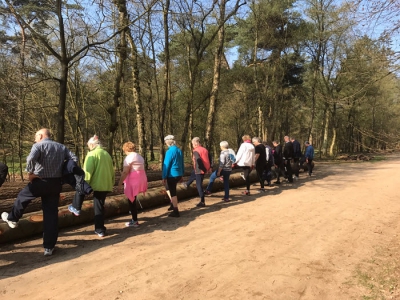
[235,142,255,167]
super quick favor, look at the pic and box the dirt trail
[1,157,400,300]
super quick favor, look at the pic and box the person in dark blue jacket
[304,141,315,176]
[163,135,184,217]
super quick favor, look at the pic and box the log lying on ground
[0,172,258,243]
[0,170,192,214]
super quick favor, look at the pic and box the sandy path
[1,158,400,300]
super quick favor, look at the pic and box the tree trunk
[321,103,330,156]
[127,34,147,168]
[109,0,128,156]
[159,0,170,166]
[204,0,227,151]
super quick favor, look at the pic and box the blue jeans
[205,170,231,199]
[185,170,196,186]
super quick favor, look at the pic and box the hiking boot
[68,205,80,216]
[196,201,206,207]
[168,210,180,217]
[1,212,18,228]
[204,190,211,196]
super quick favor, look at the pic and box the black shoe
[196,201,205,207]
[168,210,180,217]
[168,203,174,211]
[274,181,281,184]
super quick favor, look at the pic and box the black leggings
[256,164,265,188]
[165,176,182,197]
[128,196,138,221]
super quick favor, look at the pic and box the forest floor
[1,155,400,300]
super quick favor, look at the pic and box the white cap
[164,135,175,141]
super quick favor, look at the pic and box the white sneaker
[125,220,140,227]
[44,248,54,256]
[240,173,245,180]
[1,212,18,228]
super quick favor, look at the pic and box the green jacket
[83,146,115,192]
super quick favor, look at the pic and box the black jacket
[283,141,294,160]
[0,162,8,187]
[292,140,302,158]
[273,145,282,165]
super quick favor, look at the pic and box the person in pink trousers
[117,142,148,227]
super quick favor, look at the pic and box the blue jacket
[163,145,184,179]
[305,145,315,159]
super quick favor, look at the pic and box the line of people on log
[0,128,314,256]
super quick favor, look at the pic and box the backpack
[227,149,236,164]
[265,146,273,164]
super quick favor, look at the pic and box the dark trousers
[165,176,182,197]
[293,157,300,177]
[284,159,293,182]
[195,174,205,202]
[307,159,314,175]
[73,190,109,232]
[274,164,284,182]
[9,178,62,249]
[255,164,265,188]
[128,196,138,221]
[263,163,272,185]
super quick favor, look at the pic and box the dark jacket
[0,162,8,187]
[273,144,283,166]
[283,141,294,160]
[292,140,302,158]
[62,159,93,195]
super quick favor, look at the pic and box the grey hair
[164,135,176,146]
[192,137,200,144]
[165,139,176,146]
[252,137,261,143]
[220,141,229,149]
[88,135,101,147]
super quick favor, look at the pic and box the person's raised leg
[5,179,43,224]
[205,170,218,193]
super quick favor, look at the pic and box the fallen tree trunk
[0,172,258,243]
